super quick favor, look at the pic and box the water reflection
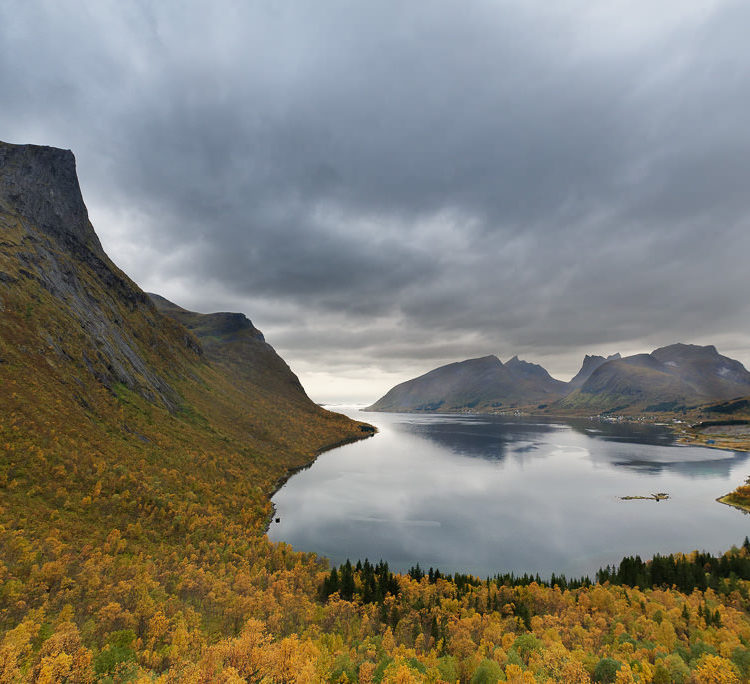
[269,409,750,578]
[395,413,749,477]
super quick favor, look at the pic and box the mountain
[366,354,566,412]
[148,293,310,403]
[567,353,621,390]
[561,343,750,411]
[0,141,373,675]
[505,355,568,394]
[0,141,362,456]
[368,344,750,414]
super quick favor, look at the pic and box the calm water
[268,408,750,578]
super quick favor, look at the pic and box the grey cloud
[2,0,750,399]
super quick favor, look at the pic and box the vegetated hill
[148,293,309,403]
[702,396,750,417]
[561,343,750,412]
[567,353,621,390]
[0,141,372,675]
[0,141,363,467]
[366,354,566,412]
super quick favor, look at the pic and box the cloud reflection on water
[270,410,750,577]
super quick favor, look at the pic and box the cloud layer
[2,0,749,401]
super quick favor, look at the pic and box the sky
[2,1,750,404]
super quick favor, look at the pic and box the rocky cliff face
[0,141,193,409]
[0,143,103,254]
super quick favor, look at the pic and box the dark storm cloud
[2,0,750,398]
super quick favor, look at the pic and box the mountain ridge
[368,344,750,414]
[563,343,750,412]
[367,353,569,412]
[0,137,368,543]
[567,353,621,390]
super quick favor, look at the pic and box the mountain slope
[561,344,750,411]
[0,141,370,675]
[0,141,362,458]
[505,355,567,395]
[567,353,621,390]
[148,292,309,403]
[366,354,566,412]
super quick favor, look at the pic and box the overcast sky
[2,1,749,403]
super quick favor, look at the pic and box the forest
[3,389,750,684]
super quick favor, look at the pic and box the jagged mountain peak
[568,352,620,390]
[506,354,539,368]
[505,355,560,383]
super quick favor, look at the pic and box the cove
[268,408,750,579]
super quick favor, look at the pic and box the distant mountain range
[367,344,750,414]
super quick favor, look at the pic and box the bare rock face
[0,141,195,409]
[0,142,103,255]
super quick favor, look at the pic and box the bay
[268,408,750,578]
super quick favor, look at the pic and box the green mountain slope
[147,293,313,407]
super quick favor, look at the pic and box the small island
[620,492,670,502]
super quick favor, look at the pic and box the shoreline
[366,407,750,514]
[264,429,377,534]
[367,407,750,450]
[717,494,750,515]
